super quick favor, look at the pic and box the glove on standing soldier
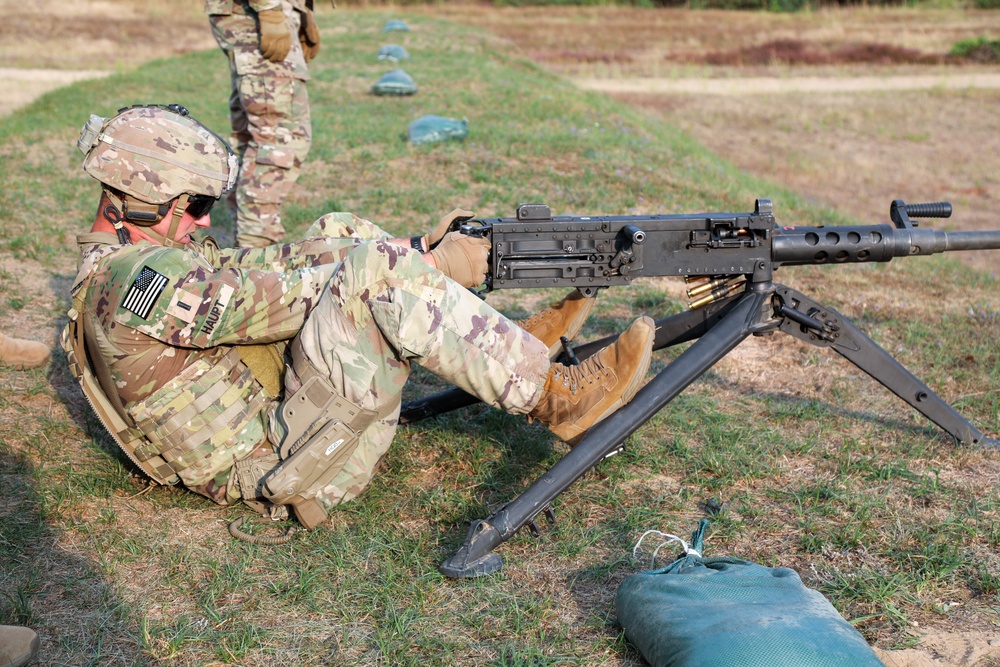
[257,7,292,62]
[297,5,321,61]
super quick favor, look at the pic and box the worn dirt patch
[0,68,112,118]
[573,72,1000,95]
[0,0,211,71]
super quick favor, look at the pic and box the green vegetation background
[1,10,998,667]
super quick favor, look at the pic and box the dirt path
[574,72,1000,95]
[0,68,112,117]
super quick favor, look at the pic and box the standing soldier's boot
[0,625,39,667]
[529,316,655,445]
[0,333,51,370]
[516,289,598,359]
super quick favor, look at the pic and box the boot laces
[519,307,555,332]
[552,355,612,395]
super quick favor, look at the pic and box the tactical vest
[64,238,385,528]
[62,257,278,493]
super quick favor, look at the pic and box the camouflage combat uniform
[69,214,549,511]
[205,0,313,248]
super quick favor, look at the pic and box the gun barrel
[772,224,1000,267]
[937,230,1000,252]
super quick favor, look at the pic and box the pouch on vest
[261,338,379,529]
[126,348,270,486]
[616,519,886,667]
[204,0,234,15]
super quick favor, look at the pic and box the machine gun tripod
[398,198,1000,578]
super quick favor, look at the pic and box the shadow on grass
[0,407,139,665]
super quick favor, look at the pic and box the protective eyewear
[186,194,220,219]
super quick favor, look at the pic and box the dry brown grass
[0,0,211,71]
[411,5,1000,77]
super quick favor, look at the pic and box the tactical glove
[424,208,475,251]
[429,231,490,289]
[298,8,321,62]
[258,8,291,62]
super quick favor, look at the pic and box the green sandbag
[372,69,417,96]
[382,19,409,32]
[616,520,885,667]
[407,115,469,145]
[378,44,410,62]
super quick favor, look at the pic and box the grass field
[1,6,999,667]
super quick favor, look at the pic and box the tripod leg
[439,290,771,578]
[774,286,993,447]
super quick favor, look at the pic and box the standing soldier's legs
[233,74,312,248]
[277,240,550,509]
[208,12,252,229]
[226,65,252,222]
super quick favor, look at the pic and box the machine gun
[398,198,1000,578]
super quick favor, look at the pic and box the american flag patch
[122,266,168,320]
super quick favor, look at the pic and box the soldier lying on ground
[63,104,655,529]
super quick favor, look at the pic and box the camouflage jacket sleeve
[198,212,392,273]
[103,242,338,348]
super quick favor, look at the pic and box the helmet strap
[137,195,189,249]
[101,187,189,249]
[101,188,133,245]
[166,193,190,246]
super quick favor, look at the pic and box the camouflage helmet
[78,104,238,205]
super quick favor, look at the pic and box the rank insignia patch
[166,288,202,323]
[122,265,168,320]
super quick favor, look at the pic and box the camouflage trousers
[272,216,550,509]
[211,8,312,248]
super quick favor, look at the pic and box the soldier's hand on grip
[424,208,475,251]
[258,8,292,62]
[429,231,490,289]
[298,8,321,62]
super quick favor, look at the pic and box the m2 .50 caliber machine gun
[399,199,1000,578]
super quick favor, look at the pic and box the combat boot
[0,333,50,370]
[529,316,655,445]
[0,625,39,667]
[516,289,598,359]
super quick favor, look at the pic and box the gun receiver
[456,199,1000,297]
[406,198,1000,579]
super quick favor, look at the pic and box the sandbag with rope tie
[616,519,886,667]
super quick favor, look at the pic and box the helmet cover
[79,105,238,205]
